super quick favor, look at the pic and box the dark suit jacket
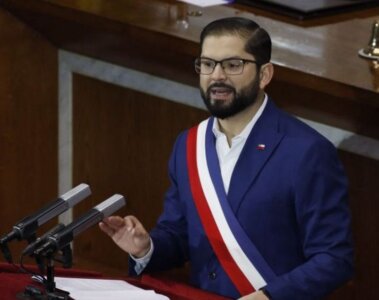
[131,99,354,300]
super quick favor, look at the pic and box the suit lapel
[227,100,284,213]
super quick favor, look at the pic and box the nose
[210,63,227,81]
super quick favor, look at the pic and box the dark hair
[200,17,271,66]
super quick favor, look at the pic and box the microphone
[34,194,126,256]
[22,223,66,257]
[22,223,67,273]
[0,183,91,246]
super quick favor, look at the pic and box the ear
[259,63,274,90]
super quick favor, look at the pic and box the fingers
[99,215,150,256]
[99,215,125,237]
[99,215,144,237]
[98,221,114,236]
[124,216,136,231]
[124,215,144,231]
[124,215,148,237]
[103,216,126,228]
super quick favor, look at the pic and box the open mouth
[209,86,234,101]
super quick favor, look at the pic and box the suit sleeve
[265,138,354,300]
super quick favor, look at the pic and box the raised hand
[99,215,151,258]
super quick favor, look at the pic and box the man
[100,17,353,300]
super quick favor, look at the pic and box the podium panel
[0,263,229,300]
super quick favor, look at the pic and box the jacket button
[209,272,217,280]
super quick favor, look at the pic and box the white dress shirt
[213,95,268,193]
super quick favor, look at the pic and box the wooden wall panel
[337,151,379,299]
[267,68,379,140]
[0,8,57,261]
[72,74,208,272]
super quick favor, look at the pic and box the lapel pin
[257,144,266,151]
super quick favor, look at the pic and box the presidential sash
[186,118,276,296]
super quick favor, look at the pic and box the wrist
[131,238,152,258]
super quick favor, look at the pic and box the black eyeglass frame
[194,57,258,75]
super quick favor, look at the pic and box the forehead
[201,34,252,59]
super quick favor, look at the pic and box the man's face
[199,35,260,119]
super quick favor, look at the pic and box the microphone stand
[0,241,13,263]
[17,246,73,300]
[44,253,70,300]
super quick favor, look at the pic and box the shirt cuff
[130,238,154,275]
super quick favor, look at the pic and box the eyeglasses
[194,57,257,75]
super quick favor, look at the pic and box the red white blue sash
[186,118,276,296]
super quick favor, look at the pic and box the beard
[200,76,260,119]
